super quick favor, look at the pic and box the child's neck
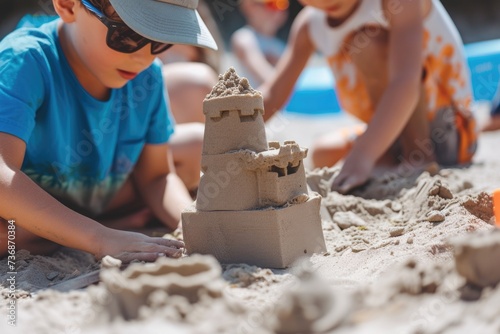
[58,23,111,101]
[326,0,362,28]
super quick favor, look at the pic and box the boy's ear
[52,0,78,23]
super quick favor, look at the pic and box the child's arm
[332,0,425,193]
[231,29,275,85]
[132,142,192,230]
[0,133,183,262]
[259,9,315,121]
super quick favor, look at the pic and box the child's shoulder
[0,20,59,60]
[296,6,324,22]
[290,6,326,34]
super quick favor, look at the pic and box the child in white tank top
[260,0,477,194]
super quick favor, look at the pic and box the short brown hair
[83,0,120,21]
[86,0,108,11]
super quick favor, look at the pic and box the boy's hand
[331,154,374,194]
[96,229,185,263]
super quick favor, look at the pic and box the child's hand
[95,229,185,263]
[331,154,374,194]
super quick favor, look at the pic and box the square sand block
[182,194,327,268]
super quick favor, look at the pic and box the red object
[260,0,289,11]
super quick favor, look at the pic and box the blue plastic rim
[465,39,500,102]
[285,39,500,115]
[284,67,341,115]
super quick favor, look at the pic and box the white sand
[1,123,500,333]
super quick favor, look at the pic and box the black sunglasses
[81,0,173,55]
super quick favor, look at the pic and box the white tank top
[304,0,472,123]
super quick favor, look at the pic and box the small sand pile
[452,230,500,289]
[269,263,353,333]
[205,67,261,99]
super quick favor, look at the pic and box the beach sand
[1,121,500,333]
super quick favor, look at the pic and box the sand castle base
[182,194,327,268]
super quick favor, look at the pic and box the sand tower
[182,68,326,268]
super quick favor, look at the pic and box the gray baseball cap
[108,0,218,50]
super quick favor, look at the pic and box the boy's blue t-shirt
[0,20,175,215]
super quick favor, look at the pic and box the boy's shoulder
[0,20,59,61]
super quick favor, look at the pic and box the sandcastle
[182,68,326,268]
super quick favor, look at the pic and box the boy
[260,0,477,194]
[0,0,217,262]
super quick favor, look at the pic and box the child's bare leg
[100,177,155,230]
[163,62,218,124]
[169,122,204,192]
[162,62,210,191]
[397,83,435,169]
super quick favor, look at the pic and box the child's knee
[163,62,217,90]
[171,122,204,151]
[170,123,204,190]
[164,63,217,123]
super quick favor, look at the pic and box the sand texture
[2,131,500,333]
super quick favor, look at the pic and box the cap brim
[108,0,218,50]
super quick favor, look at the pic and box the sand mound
[206,67,260,99]
[0,248,97,296]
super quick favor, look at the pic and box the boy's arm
[231,29,275,85]
[332,0,424,193]
[259,9,315,121]
[0,132,183,262]
[132,142,192,230]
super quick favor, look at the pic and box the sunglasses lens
[105,22,173,55]
[151,42,173,55]
[107,25,149,53]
